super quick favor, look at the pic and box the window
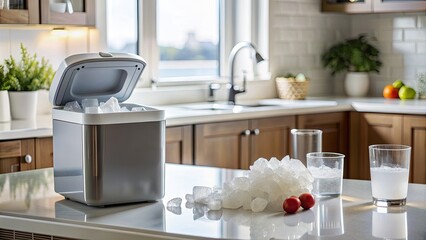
[157,0,219,79]
[106,0,138,54]
[106,0,268,86]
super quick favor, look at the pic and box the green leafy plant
[0,65,8,90]
[322,34,382,76]
[3,43,54,91]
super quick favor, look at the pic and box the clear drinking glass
[291,129,322,166]
[307,152,344,197]
[369,144,411,207]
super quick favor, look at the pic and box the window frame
[137,0,268,88]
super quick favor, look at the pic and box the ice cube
[63,101,82,112]
[167,197,182,208]
[166,206,182,215]
[81,99,99,110]
[206,210,222,220]
[99,97,121,113]
[250,197,268,212]
[131,106,147,112]
[185,194,194,203]
[193,186,212,203]
[120,106,130,112]
[84,106,101,113]
[207,199,222,211]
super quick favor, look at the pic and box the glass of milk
[307,152,345,197]
[369,144,411,207]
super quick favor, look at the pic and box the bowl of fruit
[383,80,416,100]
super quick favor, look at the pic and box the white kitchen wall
[269,0,350,97]
[0,0,425,104]
[0,28,99,70]
[350,13,426,96]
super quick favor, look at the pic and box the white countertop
[0,98,425,140]
[0,164,425,240]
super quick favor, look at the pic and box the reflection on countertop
[0,164,425,240]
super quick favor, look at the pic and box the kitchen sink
[181,103,278,111]
[177,100,338,111]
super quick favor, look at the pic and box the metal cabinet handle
[251,129,260,135]
[24,154,32,164]
[242,129,251,136]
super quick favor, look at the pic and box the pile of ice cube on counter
[167,156,314,216]
[63,97,146,113]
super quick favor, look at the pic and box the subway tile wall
[269,0,350,96]
[270,0,426,97]
[351,13,426,96]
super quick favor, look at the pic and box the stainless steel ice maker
[49,52,165,206]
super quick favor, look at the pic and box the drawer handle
[24,154,32,164]
[242,129,251,136]
[251,129,260,135]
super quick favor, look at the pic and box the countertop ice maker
[49,52,165,206]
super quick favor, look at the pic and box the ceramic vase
[8,91,38,120]
[0,90,11,122]
[344,72,369,97]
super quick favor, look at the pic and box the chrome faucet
[227,42,264,104]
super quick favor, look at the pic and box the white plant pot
[344,72,370,97]
[8,91,39,120]
[0,90,11,122]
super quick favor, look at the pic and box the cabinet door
[0,139,35,173]
[403,115,426,184]
[40,0,95,26]
[358,113,403,179]
[195,121,250,169]
[35,137,53,169]
[166,126,193,165]
[322,0,373,13]
[297,112,349,175]
[0,0,39,24]
[373,0,426,12]
[250,116,296,166]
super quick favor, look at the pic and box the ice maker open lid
[49,52,146,106]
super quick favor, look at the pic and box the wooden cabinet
[322,0,373,14]
[194,116,295,170]
[166,126,193,165]
[403,115,426,184]
[0,137,53,173]
[350,112,426,183]
[35,137,53,169]
[297,112,349,176]
[0,139,35,173]
[0,0,39,24]
[373,0,426,12]
[0,0,95,25]
[40,0,95,26]
[322,0,426,13]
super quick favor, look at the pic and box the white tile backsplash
[0,0,424,101]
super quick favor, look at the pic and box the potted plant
[322,34,382,97]
[0,65,12,122]
[3,44,54,120]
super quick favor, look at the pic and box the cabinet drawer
[0,141,21,158]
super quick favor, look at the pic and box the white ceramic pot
[8,91,38,120]
[344,72,369,97]
[0,90,11,122]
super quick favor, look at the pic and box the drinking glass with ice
[369,144,411,207]
[307,152,344,197]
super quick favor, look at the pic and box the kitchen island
[0,164,425,240]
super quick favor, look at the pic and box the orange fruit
[383,84,399,99]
